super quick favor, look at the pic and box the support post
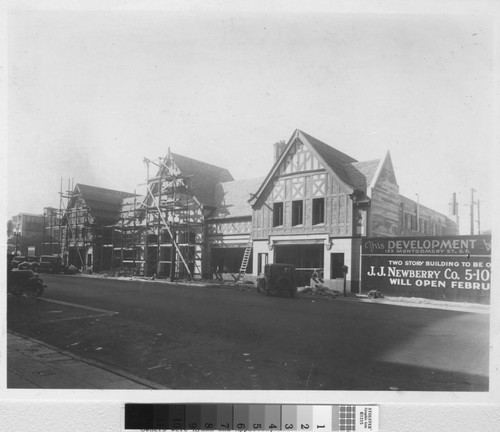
[470,188,475,235]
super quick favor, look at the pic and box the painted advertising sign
[361,235,491,304]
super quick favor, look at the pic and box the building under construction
[112,151,234,279]
[59,150,241,279]
[59,182,135,272]
[58,129,459,287]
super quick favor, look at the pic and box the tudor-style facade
[249,130,363,289]
[58,129,458,287]
[248,129,458,291]
[61,184,135,271]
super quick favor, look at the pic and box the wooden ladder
[238,235,253,282]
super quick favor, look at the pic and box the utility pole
[477,199,481,235]
[470,188,476,235]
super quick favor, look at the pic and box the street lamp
[13,227,21,255]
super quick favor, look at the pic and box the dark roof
[300,130,358,188]
[344,159,381,191]
[251,129,385,204]
[74,184,135,224]
[210,177,264,219]
[170,153,234,207]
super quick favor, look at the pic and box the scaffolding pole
[141,153,204,279]
[59,178,87,270]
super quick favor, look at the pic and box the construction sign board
[361,235,491,304]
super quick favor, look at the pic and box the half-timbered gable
[61,184,135,271]
[250,129,358,241]
[142,152,234,278]
[248,129,461,290]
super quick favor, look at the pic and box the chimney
[273,140,286,161]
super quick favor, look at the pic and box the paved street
[7,274,489,391]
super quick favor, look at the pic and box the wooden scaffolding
[59,178,91,270]
[114,151,205,279]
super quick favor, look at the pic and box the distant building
[10,212,44,255]
[41,207,62,255]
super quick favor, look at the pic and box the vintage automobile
[7,253,45,300]
[10,255,27,269]
[38,255,64,274]
[18,256,40,271]
[256,263,297,297]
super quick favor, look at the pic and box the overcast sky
[6,3,495,234]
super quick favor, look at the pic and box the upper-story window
[273,202,284,227]
[312,198,325,225]
[292,200,303,226]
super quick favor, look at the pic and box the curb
[354,297,490,314]
[8,330,168,390]
[296,292,489,313]
[48,273,489,313]
[54,272,228,288]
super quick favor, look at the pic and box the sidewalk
[298,292,490,313]
[352,295,490,313]
[7,331,166,389]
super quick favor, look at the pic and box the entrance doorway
[275,244,324,286]
[258,253,268,275]
[330,253,345,279]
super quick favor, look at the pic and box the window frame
[273,202,284,227]
[292,200,304,226]
[312,197,325,225]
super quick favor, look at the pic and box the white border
[1,0,499,430]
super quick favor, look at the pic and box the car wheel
[25,282,44,301]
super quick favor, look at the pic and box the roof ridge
[76,183,135,196]
[170,152,231,172]
[350,158,380,165]
[298,130,358,163]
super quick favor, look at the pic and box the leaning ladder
[238,235,253,282]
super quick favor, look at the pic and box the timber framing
[55,129,458,286]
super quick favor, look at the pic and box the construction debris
[367,289,383,299]
[65,264,80,275]
[298,285,342,298]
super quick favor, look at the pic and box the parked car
[256,263,297,297]
[38,255,64,274]
[18,256,40,271]
[10,255,26,269]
